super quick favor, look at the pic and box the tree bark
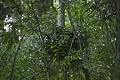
[114,0,120,80]
[57,0,65,27]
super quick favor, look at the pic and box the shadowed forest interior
[0,0,120,80]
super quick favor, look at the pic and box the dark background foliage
[0,0,118,80]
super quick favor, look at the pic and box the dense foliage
[0,0,117,80]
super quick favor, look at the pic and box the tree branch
[10,29,30,80]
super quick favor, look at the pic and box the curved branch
[10,29,30,80]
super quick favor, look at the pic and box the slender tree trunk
[57,0,68,80]
[63,65,68,80]
[57,0,65,27]
[66,0,77,32]
[114,0,120,80]
[66,0,90,79]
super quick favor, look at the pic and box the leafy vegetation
[0,0,119,80]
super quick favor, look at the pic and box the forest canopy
[0,0,120,80]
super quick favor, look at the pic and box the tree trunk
[66,0,90,79]
[114,0,120,80]
[57,0,65,27]
[57,0,67,80]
